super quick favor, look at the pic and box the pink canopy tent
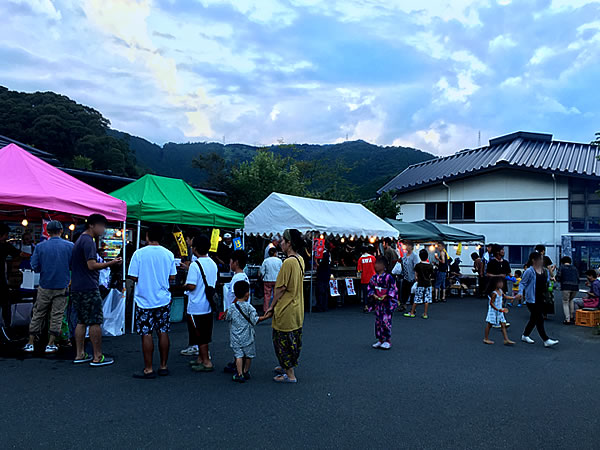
[0,143,127,221]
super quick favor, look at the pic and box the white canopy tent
[244,192,400,238]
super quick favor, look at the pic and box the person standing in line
[515,252,559,348]
[314,246,331,312]
[179,227,202,357]
[556,256,579,325]
[471,252,485,297]
[72,214,121,366]
[128,224,176,379]
[226,281,267,382]
[214,232,234,272]
[260,247,282,313]
[483,277,515,346]
[367,256,398,350]
[264,238,279,261]
[0,223,21,340]
[357,245,377,313]
[185,235,218,373]
[404,249,434,319]
[224,250,250,313]
[486,245,512,293]
[382,238,398,274]
[434,242,449,302]
[23,221,73,354]
[264,229,305,383]
[400,242,420,307]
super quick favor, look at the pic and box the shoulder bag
[195,260,217,312]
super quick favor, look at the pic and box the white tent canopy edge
[243,192,399,239]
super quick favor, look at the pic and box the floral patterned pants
[273,328,303,370]
[374,302,393,343]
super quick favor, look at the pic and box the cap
[46,220,63,232]
[223,233,232,238]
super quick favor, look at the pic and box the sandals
[191,363,214,372]
[73,353,93,364]
[273,366,285,375]
[273,374,297,383]
[133,370,157,379]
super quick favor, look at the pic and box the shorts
[188,313,213,345]
[414,286,432,304]
[72,290,103,325]
[232,342,256,359]
[135,304,171,335]
[434,271,447,289]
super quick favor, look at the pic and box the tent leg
[136,220,141,250]
[310,232,314,314]
[131,219,141,334]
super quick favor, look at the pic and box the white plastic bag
[392,261,403,275]
[101,289,125,337]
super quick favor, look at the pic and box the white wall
[394,169,570,262]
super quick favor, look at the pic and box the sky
[1,0,600,155]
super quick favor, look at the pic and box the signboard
[329,279,340,297]
[233,237,243,250]
[210,228,220,253]
[173,231,188,257]
[313,238,325,259]
[345,278,356,296]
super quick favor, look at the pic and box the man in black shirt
[486,244,512,292]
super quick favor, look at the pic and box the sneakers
[180,345,199,356]
[422,314,428,319]
[521,335,535,344]
[232,374,245,383]
[403,313,415,318]
[380,342,391,350]
[544,339,559,348]
[23,343,34,353]
[372,341,383,349]
[44,344,59,354]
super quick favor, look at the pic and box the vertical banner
[42,219,50,239]
[233,237,243,250]
[210,228,220,253]
[329,279,340,296]
[345,278,356,296]
[313,238,325,259]
[172,231,188,257]
[456,243,462,256]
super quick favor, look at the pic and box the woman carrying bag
[515,252,559,348]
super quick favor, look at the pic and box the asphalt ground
[1,296,598,449]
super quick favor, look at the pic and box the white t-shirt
[224,271,250,311]
[264,243,276,260]
[128,245,177,309]
[260,256,283,282]
[185,257,218,315]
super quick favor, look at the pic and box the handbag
[195,260,217,312]
[391,261,403,275]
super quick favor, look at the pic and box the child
[226,280,265,383]
[404,249,433,319]
[223,250,250,317]
[484,277,515,345]
[367,256,398,350]
[573,269,600,314]
[509,270,523,307]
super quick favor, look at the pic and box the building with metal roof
[380,132,600,274]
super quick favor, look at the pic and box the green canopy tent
[110,174,244,229]
[385,219,485,243]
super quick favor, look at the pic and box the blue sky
[1,0,600,154]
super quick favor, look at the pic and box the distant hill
[109,130,435,199]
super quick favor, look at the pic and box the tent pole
[310,232,314,313]
[121,221,126,291]
[136,220,141,250]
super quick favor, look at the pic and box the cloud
[529,46,556,65]
[489,34,517,50]
[152,30,175,40]
[393,121,481,155]
[8,0,61,20]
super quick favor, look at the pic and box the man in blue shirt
[24,221,73,354]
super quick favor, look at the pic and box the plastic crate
[575,309,600,327]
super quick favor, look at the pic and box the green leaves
[364,191,399,219]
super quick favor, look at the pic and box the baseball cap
[46,220,63,232]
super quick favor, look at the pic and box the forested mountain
[0,86,435,199]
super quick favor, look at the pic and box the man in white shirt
[223,250,250,313]
[264,238,279,260]
[185,235,218,372]
[260,247,282,312]
[128,224,177,379]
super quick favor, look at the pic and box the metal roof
[379,132,600,194]
[0,134,58,161]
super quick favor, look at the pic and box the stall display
[100,228,133,260]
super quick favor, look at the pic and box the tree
[592,132,600,146]
[191,152,230,192]
[364,191,399,219]
[227,149,307,214]
[72,155,93,170]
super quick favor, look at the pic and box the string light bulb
[116,230,122,237]
[369,236,376,244]
[340,237,345,243]
[68,224,75,231]
[429,245,435,252]
[21,219,28,227]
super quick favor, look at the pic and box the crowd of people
[2,217,600,381]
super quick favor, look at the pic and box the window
[425,202,447,221]
[451,202,475,222]
[507,245,535,267]
[569,179,600,232]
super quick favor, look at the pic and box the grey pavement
[1,296,598,449]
